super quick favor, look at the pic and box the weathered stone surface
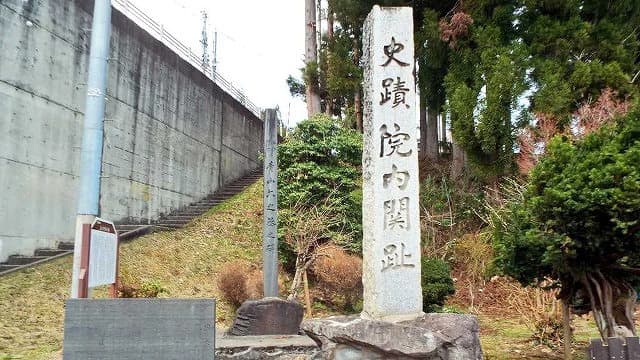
[263,109,279,298]
[63,299,215,360]
[229,297,304,336]
[302,314,483,359]
[361,5,423,321]
[216,333,321,359]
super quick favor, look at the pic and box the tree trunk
[419,99,427,155]
[352,38,362,132]
[303,270,312,317]
[440,111,447,144]
[562,299,572,360]
[325,4,334,116]
[354,87,362,132]
[426,108,439,160]
[305,0,321,117]
[451,137,466,178]
[579,271,637,341]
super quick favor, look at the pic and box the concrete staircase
[0,170,263,277]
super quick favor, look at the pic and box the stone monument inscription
[362,5,422,321]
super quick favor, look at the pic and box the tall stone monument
[262,108,279,298]
[361,5,422,321]
[302,7,482,359]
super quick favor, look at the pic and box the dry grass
[0,179,264,359]
[310,244,362,309]
[217,262,251,308]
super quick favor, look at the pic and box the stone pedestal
[302,314,482,360]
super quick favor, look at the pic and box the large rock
[229,298,304,336]
[302,314,483,359]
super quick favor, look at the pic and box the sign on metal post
[89,218,119,288]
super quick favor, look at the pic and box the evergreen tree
[521,0,640,119]
[444,0,528,181]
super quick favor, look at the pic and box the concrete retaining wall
[0,0,263,262]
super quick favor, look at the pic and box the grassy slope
[479,315,598,359]
[0,178,601,359]
[0,180,264,360]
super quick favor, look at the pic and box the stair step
[116,224,147,231]
[162,215,195,220]
[58,242,74,250]
[6,256,49,265]
[193,202,222,207]
[34,249,68,257]
[187,205,215,209]
[119,225,154,241]
[196,199,224,203]
[0,264,21,272]
[209,195,234,200]
[159,220,191,225]
[154,223,184,229]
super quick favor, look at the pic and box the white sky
[128,0,308,127]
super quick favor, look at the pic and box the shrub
[278,114,362,269]
[245,269,264,300]
[311,244,362,311]
[421,257,455,313]
[493,105,640,339]
[217,263,250,308]
[217,264,288,306]
[117,279,168,298]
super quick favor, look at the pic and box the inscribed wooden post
[361,6,422,321]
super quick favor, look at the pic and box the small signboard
[88,218,118,288]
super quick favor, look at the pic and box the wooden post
[78,224,91,298]
[108,234,121,298]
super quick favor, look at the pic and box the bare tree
[284,200,344,302]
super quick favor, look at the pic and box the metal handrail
[111,0,262,117]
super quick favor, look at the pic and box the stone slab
[216,331,321,360]
[229,298,304,336]
[63,298,215,360]
[361,5,422,320]
[302,314,483,359]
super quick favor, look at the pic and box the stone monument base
[229,297,304,336]
[302,313,482,360]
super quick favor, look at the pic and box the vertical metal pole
[262,109,279,298]
[71,0,112,298]
[213,31,218,75]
